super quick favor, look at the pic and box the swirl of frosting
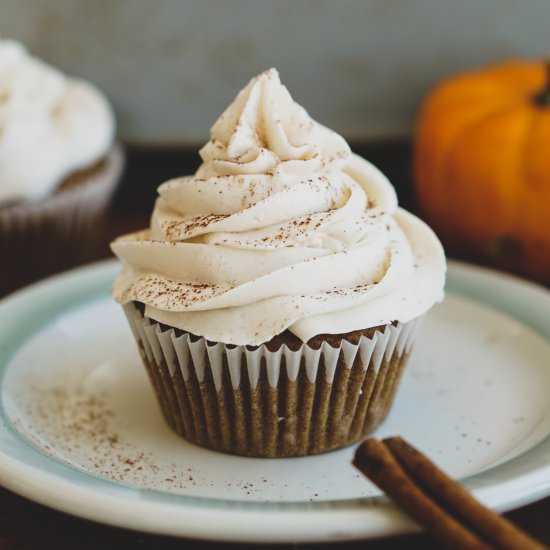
[112,69,445,345]
[0,40,115,204]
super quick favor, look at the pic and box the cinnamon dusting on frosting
[162,214,230,240]
[117,274,231,310]
[111,68,446,345]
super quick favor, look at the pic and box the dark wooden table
[2,142,550,549]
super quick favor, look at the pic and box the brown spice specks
[126,275,230,309]
[10,385,263,495]
[162,213,229,239]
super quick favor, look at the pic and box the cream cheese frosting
[0,39,115,204]
[112,68,446,345]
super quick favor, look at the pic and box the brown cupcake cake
[0,39,123,295]
[112,69,446,457]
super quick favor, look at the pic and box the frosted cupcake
[112,69,446,457]
[0,39,123,295]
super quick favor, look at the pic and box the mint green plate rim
[1,259,550,543]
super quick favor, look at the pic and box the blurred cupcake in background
[0,39,124,295]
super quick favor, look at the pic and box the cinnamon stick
[384,437,545,550]
[353,437,547,550]
[353,438,490,549]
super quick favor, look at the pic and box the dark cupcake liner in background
[0,144,124,296]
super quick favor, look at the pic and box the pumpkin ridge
[513,109,537,264]
[439,103,521,175]
[432,103,521,213]
[414,97,517,217]
[441,105,531,245]
[519,108,537,191]
[521,110,550,192]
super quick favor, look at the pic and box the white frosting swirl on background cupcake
[112,69,446,345]
[0,39,115,204]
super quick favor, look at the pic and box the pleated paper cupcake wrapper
[124,302,423,458]
[0,144,124,296]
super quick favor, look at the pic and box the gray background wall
[2,0,548,144]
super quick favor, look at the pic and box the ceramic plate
[2,260,550,543]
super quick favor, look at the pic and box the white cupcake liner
[123,302,423,457]
[0,144,124,295]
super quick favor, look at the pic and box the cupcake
[111,69,446,457]
[0,39,123,295]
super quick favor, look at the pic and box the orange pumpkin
[414,59,550,283]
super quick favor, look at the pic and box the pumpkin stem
[533,57,550,107]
